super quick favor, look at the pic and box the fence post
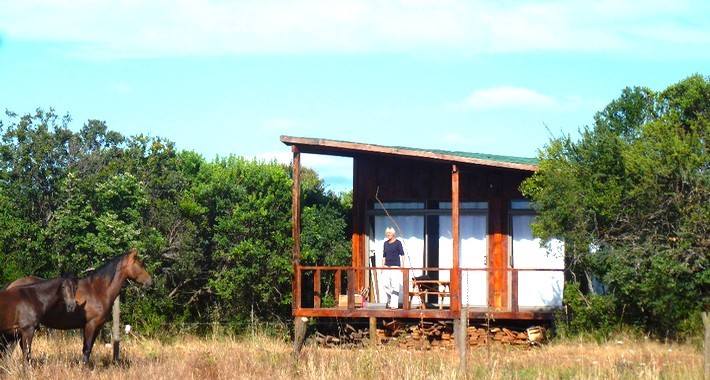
[703,312,709,380]
[112,296,120,363]
[459,308,468,374]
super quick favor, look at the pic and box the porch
[294,265,562,321]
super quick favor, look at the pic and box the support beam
[451,164,461,312]
[352,157,365,289]
[291,147,304,356]
[292,146,302,311]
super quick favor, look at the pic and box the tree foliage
[0,108,351,334]
[521,75,709,337]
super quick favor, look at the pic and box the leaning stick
[370,252,379,303]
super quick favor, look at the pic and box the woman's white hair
[385,226,395,234]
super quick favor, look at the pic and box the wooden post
[293,316,307,356]
[451,164,461,312]
[335,269,342,301]
[291,146,304,355]
[313,269,321,308]
[352,158,365,290]
[291,146,302,312]
[459,308,468,374]
[369,317,377,347]
[453,310,468,375]
[402,268,410,310]
[112,296,120,363]
[347,269,356,309]
[703,312,709,380]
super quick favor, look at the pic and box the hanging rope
[465,265,471,310]
[374,186,412,267]
[375,186,419,307]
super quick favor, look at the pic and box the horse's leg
[20,327,35,362]
[25,328,35,362]
[18,336,26,361]
[82,321,103,363]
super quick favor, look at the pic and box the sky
[1,0,708,192]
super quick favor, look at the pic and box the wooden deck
[294,265,560,322]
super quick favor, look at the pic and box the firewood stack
[314,324,370,348]
[313,321,547,349]
[467,327,529,346]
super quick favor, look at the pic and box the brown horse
[0,272,79,361]
[4,247,152,363]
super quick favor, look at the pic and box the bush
[555,282,619,341]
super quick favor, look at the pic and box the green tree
[45,172,147,271]
[0,107,353,333]
[521,74,709,337]
[0,109,74,277]
[191,157,293,326]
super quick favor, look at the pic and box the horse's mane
[61,271,78,282]
[85,251,129,282]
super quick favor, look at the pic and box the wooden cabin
[282,136,564,345]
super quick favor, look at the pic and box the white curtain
[439,215,488,307]
[511,214,564,308]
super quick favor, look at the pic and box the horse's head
[60,271,79,312]
[126,248,153,288]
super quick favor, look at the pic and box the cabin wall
[354,155,528,201]
[352,154,532,307]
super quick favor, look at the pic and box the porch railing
[294,266,564,312]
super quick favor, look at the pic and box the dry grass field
[0,330,703,379]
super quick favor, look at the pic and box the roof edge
[280,135,539,172]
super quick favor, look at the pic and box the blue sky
[1,1,708,192]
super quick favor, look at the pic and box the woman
[381,226,404,309]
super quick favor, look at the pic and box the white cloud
[456,86,558,110]
[1,0,707,58]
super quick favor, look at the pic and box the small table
[410,279,450,310]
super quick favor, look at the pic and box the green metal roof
[280,135,539,171]
[391,145,539,166]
